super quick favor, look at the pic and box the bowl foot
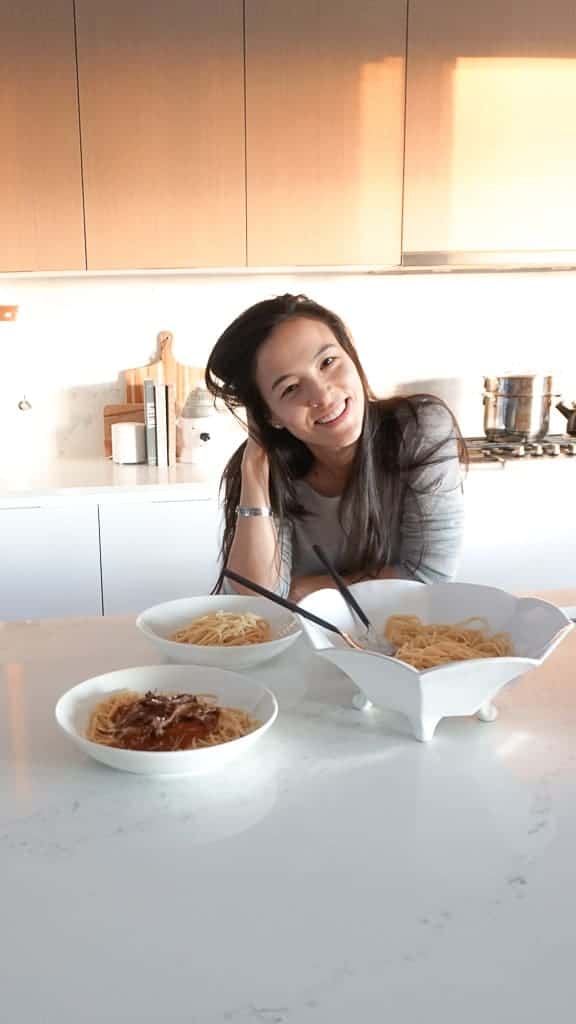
[476,701,498,723]
[407,714,441,742]
[352,692,373,711]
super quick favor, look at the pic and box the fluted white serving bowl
[299,580,573,742]
[136,595,301,669]
[55,664,278,775]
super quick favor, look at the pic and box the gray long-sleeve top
[223,400,465,598]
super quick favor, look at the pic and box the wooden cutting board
[123,330,204,413]
[103,403,145,457]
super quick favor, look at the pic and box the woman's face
[254,317,365,452]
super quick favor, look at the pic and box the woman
[205,294,466,601]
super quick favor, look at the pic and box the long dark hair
[205,293,467,578]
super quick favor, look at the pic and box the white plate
[55,664,278,776]
[136,594,301,669]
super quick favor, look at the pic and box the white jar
[111,421,146,464]
[177,415,224,464]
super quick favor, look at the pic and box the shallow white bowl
[299,580,573,742]
[55,664,278,776]
[136,595,301,669]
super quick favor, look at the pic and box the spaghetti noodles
[86,689,261,751]
[384,614,513,670]
[170,610,271,647]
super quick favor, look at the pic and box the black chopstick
[222,567,343,637]
[312,544,372,631]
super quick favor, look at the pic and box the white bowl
[55,664,278,775]
[299,580,573,742]
[136,595,301,669]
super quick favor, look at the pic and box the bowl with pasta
[55,664,279,775]
[136,594,301,669]
[298,580,573,742]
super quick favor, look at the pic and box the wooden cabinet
[99,499,221,615]
[0,1,85,272]
[245,0,406,267]
[0,506,101,620]
[75,1,245,270]
[404,0,576,261]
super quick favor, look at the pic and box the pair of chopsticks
[311,544,373,635]
[223,545,375,652]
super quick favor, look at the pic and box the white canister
[111,421,147,464]
[177,415,222,464]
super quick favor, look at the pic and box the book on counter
[166,383,177,466]
[143,379,177,467]
[155,382,168,467]
[143,378,157,466]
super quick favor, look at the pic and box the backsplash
[1,269,575,463]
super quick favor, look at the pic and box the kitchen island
[1,599,575,1023]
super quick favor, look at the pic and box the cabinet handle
[0,505,43,511]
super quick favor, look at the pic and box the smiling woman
[205,294,467,601]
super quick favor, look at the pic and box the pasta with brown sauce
[86,690,261,751]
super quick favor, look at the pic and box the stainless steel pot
[483,374,558,441]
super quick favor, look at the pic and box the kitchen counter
[0,457,220,506]
[0,448,574,508]
[1,596,576,1023]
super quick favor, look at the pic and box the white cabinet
[99,499,221,615]
[0,506,102,620]
[456,465,576,591]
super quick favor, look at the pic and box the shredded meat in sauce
[109,691,221,751]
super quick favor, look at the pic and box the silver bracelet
[236,505,273,518]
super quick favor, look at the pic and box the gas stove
[465,434,576,462]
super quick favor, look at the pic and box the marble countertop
[0,457,220,506]
[1,448,575,508]
[1,600,576,1023]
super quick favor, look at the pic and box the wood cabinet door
[404,0,576,261]
[0,2,85,271]
[0,506,102,620]
[75,1,245,270]
[245,0,406,267]
[99,499,221,615]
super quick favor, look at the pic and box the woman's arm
[223,440,293,596]
[397,401,465,583]
[289,566,398,603]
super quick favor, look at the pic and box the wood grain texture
[0,1,85,271]
[245,0,406,266]
[123,332,204,415]
[404,0,576,253]
[76,0,245,269]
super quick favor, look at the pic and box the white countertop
[1,603,576,1023]
[0,457,220,506]
[0,450,574,508]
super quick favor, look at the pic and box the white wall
[1,268,575,463]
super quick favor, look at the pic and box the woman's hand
[289,567,399,603]
[289,573,353,603]
[239,411,270,503]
